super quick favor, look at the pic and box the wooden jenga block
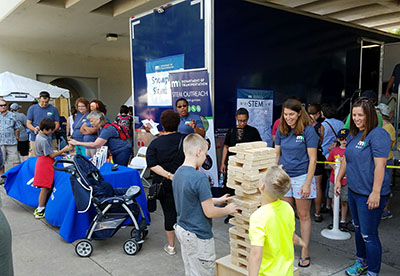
[226,181,258,194]
[231,255,248,270]
[233,196,260,209]
[229,227,250,243]
[234,188,261,199]
[230,218,249,233]
[236,141,268,149]
[231,247,250,258]
[230,239,251,252]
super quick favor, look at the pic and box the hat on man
[337,128,349,138]
[376,103,391,118]
[10,103,21,111]
[39,91,50,98]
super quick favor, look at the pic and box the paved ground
[1,180,400,276]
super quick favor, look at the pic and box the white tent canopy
[0,71,70,101]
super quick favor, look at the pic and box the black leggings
[159,182,177,231]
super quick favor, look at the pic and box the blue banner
[170,70,212,117]
[170,69,219,187]
[237,88,274,147]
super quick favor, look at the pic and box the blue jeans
[348,189,388,273]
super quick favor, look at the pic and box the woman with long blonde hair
[275,98,318,268]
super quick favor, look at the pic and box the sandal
[298,257,311,268]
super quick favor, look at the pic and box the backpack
[104,123,130,140]
[116,115,131,129]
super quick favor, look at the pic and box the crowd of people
[145,92,395,276]
[0,87,397,276]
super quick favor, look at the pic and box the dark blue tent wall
[214,0,399,129]
[130,0,399,130]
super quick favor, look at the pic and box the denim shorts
[284,174,317,199]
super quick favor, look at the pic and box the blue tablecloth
[3,157,150,243]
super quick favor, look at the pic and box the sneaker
[381,210,392,220]
[345,259,368,276]
[163,244,176,255]
[314,214,323,223]
[34,208,45,219]
[224,215,233,224]
[346,221,355,232]
[339,222,348,232]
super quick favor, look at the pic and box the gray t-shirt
[14,112,28,141]
[35,132,53,156]
[172,166,213,239]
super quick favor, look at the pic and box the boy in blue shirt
[173,133,237,276]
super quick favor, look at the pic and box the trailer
[129,0,400,132]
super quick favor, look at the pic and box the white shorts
[284,174,317,199]
[175,224,216,276]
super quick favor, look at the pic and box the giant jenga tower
[226,141,276,269]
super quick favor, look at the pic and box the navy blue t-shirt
[72,112,88,142]
[173,166,213,239]
[99,125,131,156]
[345,127,391,196]
[178,113,204,135]
[27,104,60,141]
[275,125,319,177]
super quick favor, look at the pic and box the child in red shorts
[33,118,73,219]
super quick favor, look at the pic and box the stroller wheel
[123,239,140,255]
[75,240,93,257]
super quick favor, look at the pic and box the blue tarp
[3,158,150,243]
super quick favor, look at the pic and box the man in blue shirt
[26,91,60,157]
[175,98,205,137]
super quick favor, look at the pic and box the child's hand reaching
[62,144,74,153]
[217,194,232,205]
[293,233,307,248]
[225,202,238,215]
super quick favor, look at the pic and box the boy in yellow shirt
[248,166,305,276]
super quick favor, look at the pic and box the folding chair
[129,147,151,188]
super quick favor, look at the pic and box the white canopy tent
[0,71,70,101]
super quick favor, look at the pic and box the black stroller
[53,154,148,257]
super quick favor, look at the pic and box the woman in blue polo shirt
[70,111,132,166]
[71,97,90,156]
[275,98,318,268]
[335,98,390,276]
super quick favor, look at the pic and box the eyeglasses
[177,105,187,108]
[0,104,6,107]
[338,137,346,141]
[237,119,248,123]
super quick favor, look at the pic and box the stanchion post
[321,159,351,240]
